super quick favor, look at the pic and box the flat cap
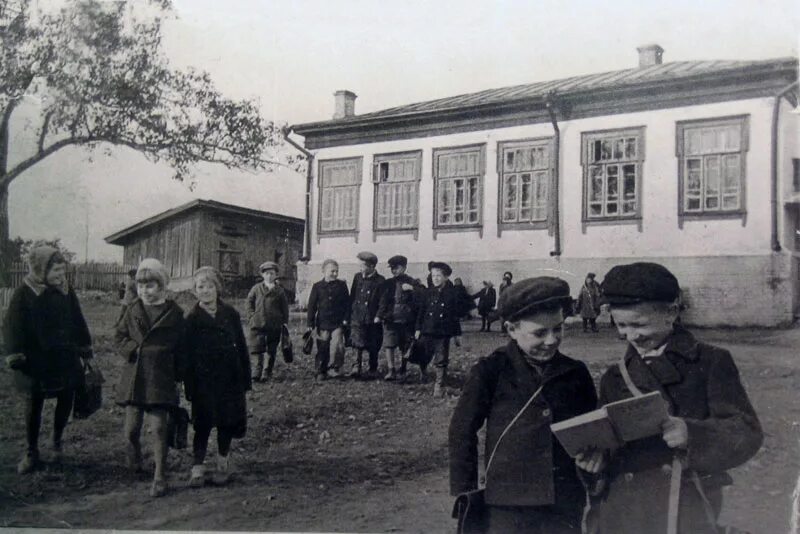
[259,261,279,272]
[428,261,452,277]
[388,255,408,268]
[356,251,378,265]
[498,277,572,321]
[600,262,680,305]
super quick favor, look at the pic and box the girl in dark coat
[115,258,185,497]
[3,246,92,474]
[472,280,497,332]
[450,277,597,534]
[184,267,251,487]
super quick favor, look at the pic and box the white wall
[308,97,778,264]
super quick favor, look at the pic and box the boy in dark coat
[348,251,385,378]
[449,277,597,533]
[245,261,289,381]
[577,262,763,533]
[415,262,462,398]
[115,258,185,497]
[376,255,422,381]
[472,280,497,332]
[184,267,251,487]
[576,272,601,332]
[306,259,350,380]
[3,246,93,474]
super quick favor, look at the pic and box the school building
[289,45,799,326]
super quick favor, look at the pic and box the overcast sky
[9,0,799,262]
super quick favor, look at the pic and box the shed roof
[292,57,798,135]
[105,199,304,245]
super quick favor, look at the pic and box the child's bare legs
[124,406,144,471]
[148,409,169,496]
[384,347,397,380]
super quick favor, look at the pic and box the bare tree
[0,0,294,284]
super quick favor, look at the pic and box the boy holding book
[577,262,763,534]
[449,277,597,533]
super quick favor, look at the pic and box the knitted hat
[600,262,680,305]
[193,266,223,293]
[136,258,169,289]
[25,246,67,295]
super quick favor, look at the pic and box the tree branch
[0,98,22,175]
[0,136,89,188]
[37,109,54,154]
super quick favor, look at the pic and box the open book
[550,391,669,457]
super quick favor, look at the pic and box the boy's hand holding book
[575,449,606,474]
[661,416,688,449]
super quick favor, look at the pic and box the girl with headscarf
[115,258,185,497]
[183,267,251,487]
[3,246,92,474]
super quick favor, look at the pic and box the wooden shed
[105,199,304,298]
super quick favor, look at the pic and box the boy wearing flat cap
[245,261,289,381]
[578,262,763,534]
[376,255,423,380]
[307,259,350,380]
[449,277,597,533]
[348,252,385,378]
[415,262,462,397]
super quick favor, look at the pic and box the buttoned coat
[594,326,763,534]
[3,284,91,396]
[184,301,250,436]
[415,281,463,337]
[115,298,185,408]
[245,282,289,331]
[472,286,497,316]
[449,342,597,514]
[349,271,385,325]
[306,279,350,330]
[376,274,421,325]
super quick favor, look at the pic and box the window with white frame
[318,157,362,233]
[373,151,421,231]
[582,128,644,220]
[499,140,551,225]
[433,145,484,228]
[677,116,748,215]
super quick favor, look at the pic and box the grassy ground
[0,294,798,533]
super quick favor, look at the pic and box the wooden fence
[8,261,132,292]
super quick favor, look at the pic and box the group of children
[5,247,763,531]
[305,253,469,398]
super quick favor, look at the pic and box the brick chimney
[333,90,357,119]
[636,44,664,67]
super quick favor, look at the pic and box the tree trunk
[0,181,10,287]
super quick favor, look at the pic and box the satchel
[452,385,544,534]
[405,338,429,366]
[452,488,487,534]
[280,324,294,363]
[302,329,314,355]
[166,406,190,449]
[73,360,104,419]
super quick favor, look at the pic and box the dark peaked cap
[388,255,408,268]
[600,262,680,305]
[497,276,572,321]
[428,262,452,276]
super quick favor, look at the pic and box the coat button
[542,408,551,417]
[624,472,634,482]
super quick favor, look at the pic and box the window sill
[372,228,419,242]
[432,224,483,240]
[678,210,747,228]
[497,220,550,237]
[317,230,359,244]
[581,216,642,234]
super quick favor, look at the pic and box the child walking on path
[576,272,601,332]
[472,280,497,332]
[115,258,185,497]
[306,259,350,380]
[577,262,763,533]
[184,267,251,487]
[245,261,289,381]
[348,252,385,378]
[415,262,462,398]
[3,246,93,474]
[376,255,422,381]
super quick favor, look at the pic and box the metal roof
[293,57,798,132]
[105,199,304,245]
